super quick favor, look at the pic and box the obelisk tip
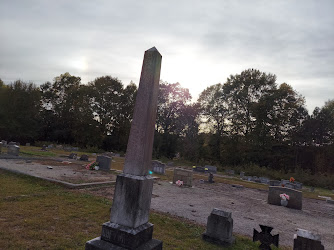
[146,47,160,53]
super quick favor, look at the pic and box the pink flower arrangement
[175,180,183,187]
[280,193,290,201]
[85,161,98,170]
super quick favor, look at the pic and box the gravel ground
[0,158,116,183]
[1,158,333,249]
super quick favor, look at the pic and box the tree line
[0,69,333,174]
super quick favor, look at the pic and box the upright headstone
[86,47,162,250]
[96,155,112,171]
[151,160,166,175]
[205,165,217,173]
[173,168,193,187]
[202,208,235,246]
[8,145,20,156]
[293,229,324,250]
[268,186,302,210]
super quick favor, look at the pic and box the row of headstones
[203,208,324,249]
[0,141,20,156]
[239,171,303,190]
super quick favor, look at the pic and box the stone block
[110,174,154,228]
[96,155,112,171]
[204,165,217,173]
[85,236,162,250]
[240,171,245,178]
[173,168,193,187]
[293,229,324,250]
[25,143,30,146]
[8,145,20,156]
[151,160,165,174]
[80,154,89,161]
[226,169,235,175]
[69,153,77,159]
[268,186,302,210]
[202,208,235,246]
[269,180,281,186]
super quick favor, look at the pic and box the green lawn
[0,169,286,250]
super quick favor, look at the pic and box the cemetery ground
[0,146,333,249]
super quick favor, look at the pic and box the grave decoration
[175,180,183,187]
[86,161,99,170]
[280,193,289,207]
[253,225,279,250]
[85,47,162,249]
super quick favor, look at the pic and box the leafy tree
[40,73,84,144]
[0,80,41,142]
[223,69,277,137]
[198,83,228,161]
[154,81,192,158]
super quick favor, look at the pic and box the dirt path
[1,158,333,248]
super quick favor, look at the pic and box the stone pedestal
[202,208,235,246]
[110,174,153,228]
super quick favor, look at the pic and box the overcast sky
[1,0,333,113]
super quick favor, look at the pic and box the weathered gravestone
[240,171,245,178]
[173,168,193,187]
[96,155,112,171]
[268,186,302,210]
[208,172,214,183]
[8,141,16,146]
[8,145,20,156]
[85,47,162,250]
[259,177,270,184]
[1,140,7,146]
[151,160,165,175]
[269,180,281,186]
[202,208,235,246]
[293,229,324,250]
[205,165,217,173]
[253,225,279,250]
[69,153,77,159]
[26,143,30,146]
[80,154,89,161]
[226,169,235,175]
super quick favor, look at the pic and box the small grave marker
[8,145,20,156]
[253,225,279,250]
[173,168,193,187]
[293,229,324,250]
[151,160,166,175]
[96,155,112,171]
[203,209,235,246]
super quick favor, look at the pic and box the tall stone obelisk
[86,47,162,250]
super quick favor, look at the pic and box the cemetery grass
[0,170,285,250]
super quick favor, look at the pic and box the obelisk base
[85,222,162,250]
[86,237,162,250]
